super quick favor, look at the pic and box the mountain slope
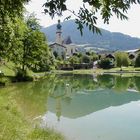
[41,20,140,50]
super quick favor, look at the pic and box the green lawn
[1,64,140,140]
[1,62,140,81]
[51,66,140,75]
[0,62,65,139]
[0,88,64,140]
[0,62,15,76]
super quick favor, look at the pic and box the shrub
[115,52,130,67]
[135,53,140,67]
[98,58,114,69]
[81,55,91,63]
[14,68,33,82]
[0,77,11,86]
[53,51,58,58]
[68,56,80,64]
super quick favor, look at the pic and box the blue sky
[25,0,140,38]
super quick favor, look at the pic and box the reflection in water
[44,74,140,120]
[5,74,140,140]
[48,89,140,119]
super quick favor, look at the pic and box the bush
[68,56,80,64]
[0,77,11,86]
[115,52,130,67]
[135,53,140,67]
[14,68,33,82]
[81,55,91,63]
[98,58,114,69]
[53,51,58,58]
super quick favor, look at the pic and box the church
[49,20,77,59]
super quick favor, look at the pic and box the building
[49,43,66,59]
[49,20,66,59]
[49,20,78,59]
[55,20,63,44]
[125,49,140,60]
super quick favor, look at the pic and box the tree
[43,0,140,35]
[135,53,140,67]
[68,55,80,65]
[22,16,53,72]
[115,52,130,68]
[0,0,30,59]
[98,58,113,69]
[53,51,58,58]
[8,18,27,61]
[89,52,99,61]
[22,30,50,71]
[8,15,53,73]
[0,18,16,58]
[82,55,91,63]
[0,0,29,19]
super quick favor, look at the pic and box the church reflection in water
[12,74,140,120]
[46,74,140,120]
[11,74,140,140]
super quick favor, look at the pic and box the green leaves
[0,0,30,21]
[75,4,101,35]
[135,53,140,67]
[43,0,140,35]
[0,0,53,72]
[25,13,40,30]
[2,14,52,72]
[43,0,67,18]
[0,0,30,59]
[115,52,130,67]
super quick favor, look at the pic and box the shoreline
[1,68,140,87]
[51,69,140,75]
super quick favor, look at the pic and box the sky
[25,0,140,38]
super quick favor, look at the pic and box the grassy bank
[1,62,140,86]
[0,88,64,140]
[51,67,140,75]
[0,63,38,86]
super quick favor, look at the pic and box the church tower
[56,20,62,44]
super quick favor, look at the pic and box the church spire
[56,20,62,44]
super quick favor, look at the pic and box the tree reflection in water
[7,74,140,121]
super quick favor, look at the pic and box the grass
[51,66,140,75]
[1,61,140,84]
[1,64,140,139]
[0,62,15,76]
[0,88,64,140]
[0,62,39,77]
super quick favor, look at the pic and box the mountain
[41,20,140,51]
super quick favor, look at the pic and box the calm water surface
[5,74,140,140]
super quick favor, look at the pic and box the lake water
[4,74,140,140]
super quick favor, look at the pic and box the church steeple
[56,20,62,44]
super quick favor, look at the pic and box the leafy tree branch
[43,0,140,35]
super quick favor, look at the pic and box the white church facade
[49,20,77,59]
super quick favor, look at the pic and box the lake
[4,74,140,140]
